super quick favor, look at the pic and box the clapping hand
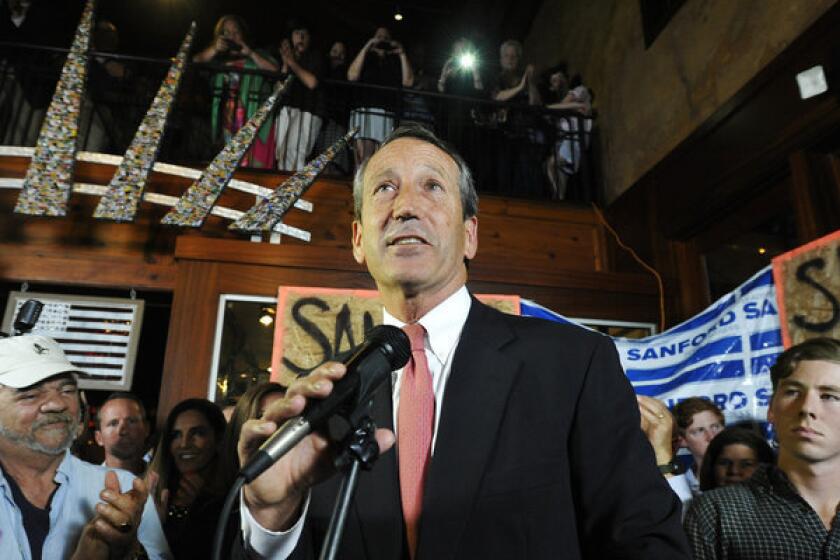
[71,471,147,559]
[280,39,294,68]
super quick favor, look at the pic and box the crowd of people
[5,273,839,559]
[1,2,595,199]
[189,15,594,199]
[0,331,292,559]
[636,337,840,557]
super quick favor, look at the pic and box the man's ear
[94,430,103,447]
[676,434,687,449]
[351,220,365,265]
[463,216,478,261]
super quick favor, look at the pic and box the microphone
[240,324,411,482]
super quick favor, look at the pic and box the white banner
[520,266,782,424]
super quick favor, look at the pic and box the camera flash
[458,52,475,69]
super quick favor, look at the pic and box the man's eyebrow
[778,379,805,389]
[14,382,43,393]
[776,380,840,392]
[367,168,398,183]
[818,384,840,392]
[367,163,452,184]
[417,162,450,178]
[15,378,78,393]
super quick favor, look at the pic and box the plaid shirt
[684,464,840,559]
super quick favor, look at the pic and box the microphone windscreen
[366,325,411,370]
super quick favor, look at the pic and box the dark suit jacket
[273,298,689,559]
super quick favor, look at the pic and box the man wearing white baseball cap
[0,334,171,559]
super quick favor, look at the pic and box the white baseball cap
[0,334,83,389]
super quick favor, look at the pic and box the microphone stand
[319,415,380,560]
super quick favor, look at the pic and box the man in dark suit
[235,124,690,558]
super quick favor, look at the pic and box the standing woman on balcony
[193,15,279,168]
[346,25,414,168]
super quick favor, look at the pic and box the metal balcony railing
[0,42,596,202]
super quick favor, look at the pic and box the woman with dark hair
[193,14,279,168]
[147,398,227,559]
[699,427,775,492]
[220,382,285,484]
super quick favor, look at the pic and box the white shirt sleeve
[667,474,693,520]
[239,491,311,559]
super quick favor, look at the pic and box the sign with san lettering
[772,229,840,347]
[270,287,519,387]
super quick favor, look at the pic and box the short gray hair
[352,123,479,221]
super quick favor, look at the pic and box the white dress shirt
[385,285,472,452]
[242,286,473,558]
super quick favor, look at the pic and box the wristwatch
[658,460,681,475]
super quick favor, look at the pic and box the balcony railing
[0,42,596,202]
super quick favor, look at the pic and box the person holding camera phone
[346,26,414,168]
[193,15,279,168]
[437,38,483,95]
[436,37,487,184]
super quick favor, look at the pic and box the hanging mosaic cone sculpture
[230,127,358,233]
[93,22,196,222]
[14,0,95,216]
[161,75,293,227]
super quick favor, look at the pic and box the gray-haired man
[0,334,170,559]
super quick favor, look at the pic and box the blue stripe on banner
[749,329,783,351]
[751,353,781,375]
[625,336,743,381]
[739,268,774,297]
[654,266,773,338]
[519,302,575,325]
[633,360,745,396]
[659,294,736,336]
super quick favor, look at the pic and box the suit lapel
[416,300,520,559]
[353,378,404,560]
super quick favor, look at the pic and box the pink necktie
[398,322,435,559]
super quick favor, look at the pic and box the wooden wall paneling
[647,188,690,327]
[670,239,711,320]
[592,219,610,273]
[693,177,791,254]
[174,236,359,271]
[830,153,840,188]
[475,213,601,273]
[157,260,220,425]
[215,264,375,296]
[812,152,840,232]
[789,150,826,244]
[0,244,175,290]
